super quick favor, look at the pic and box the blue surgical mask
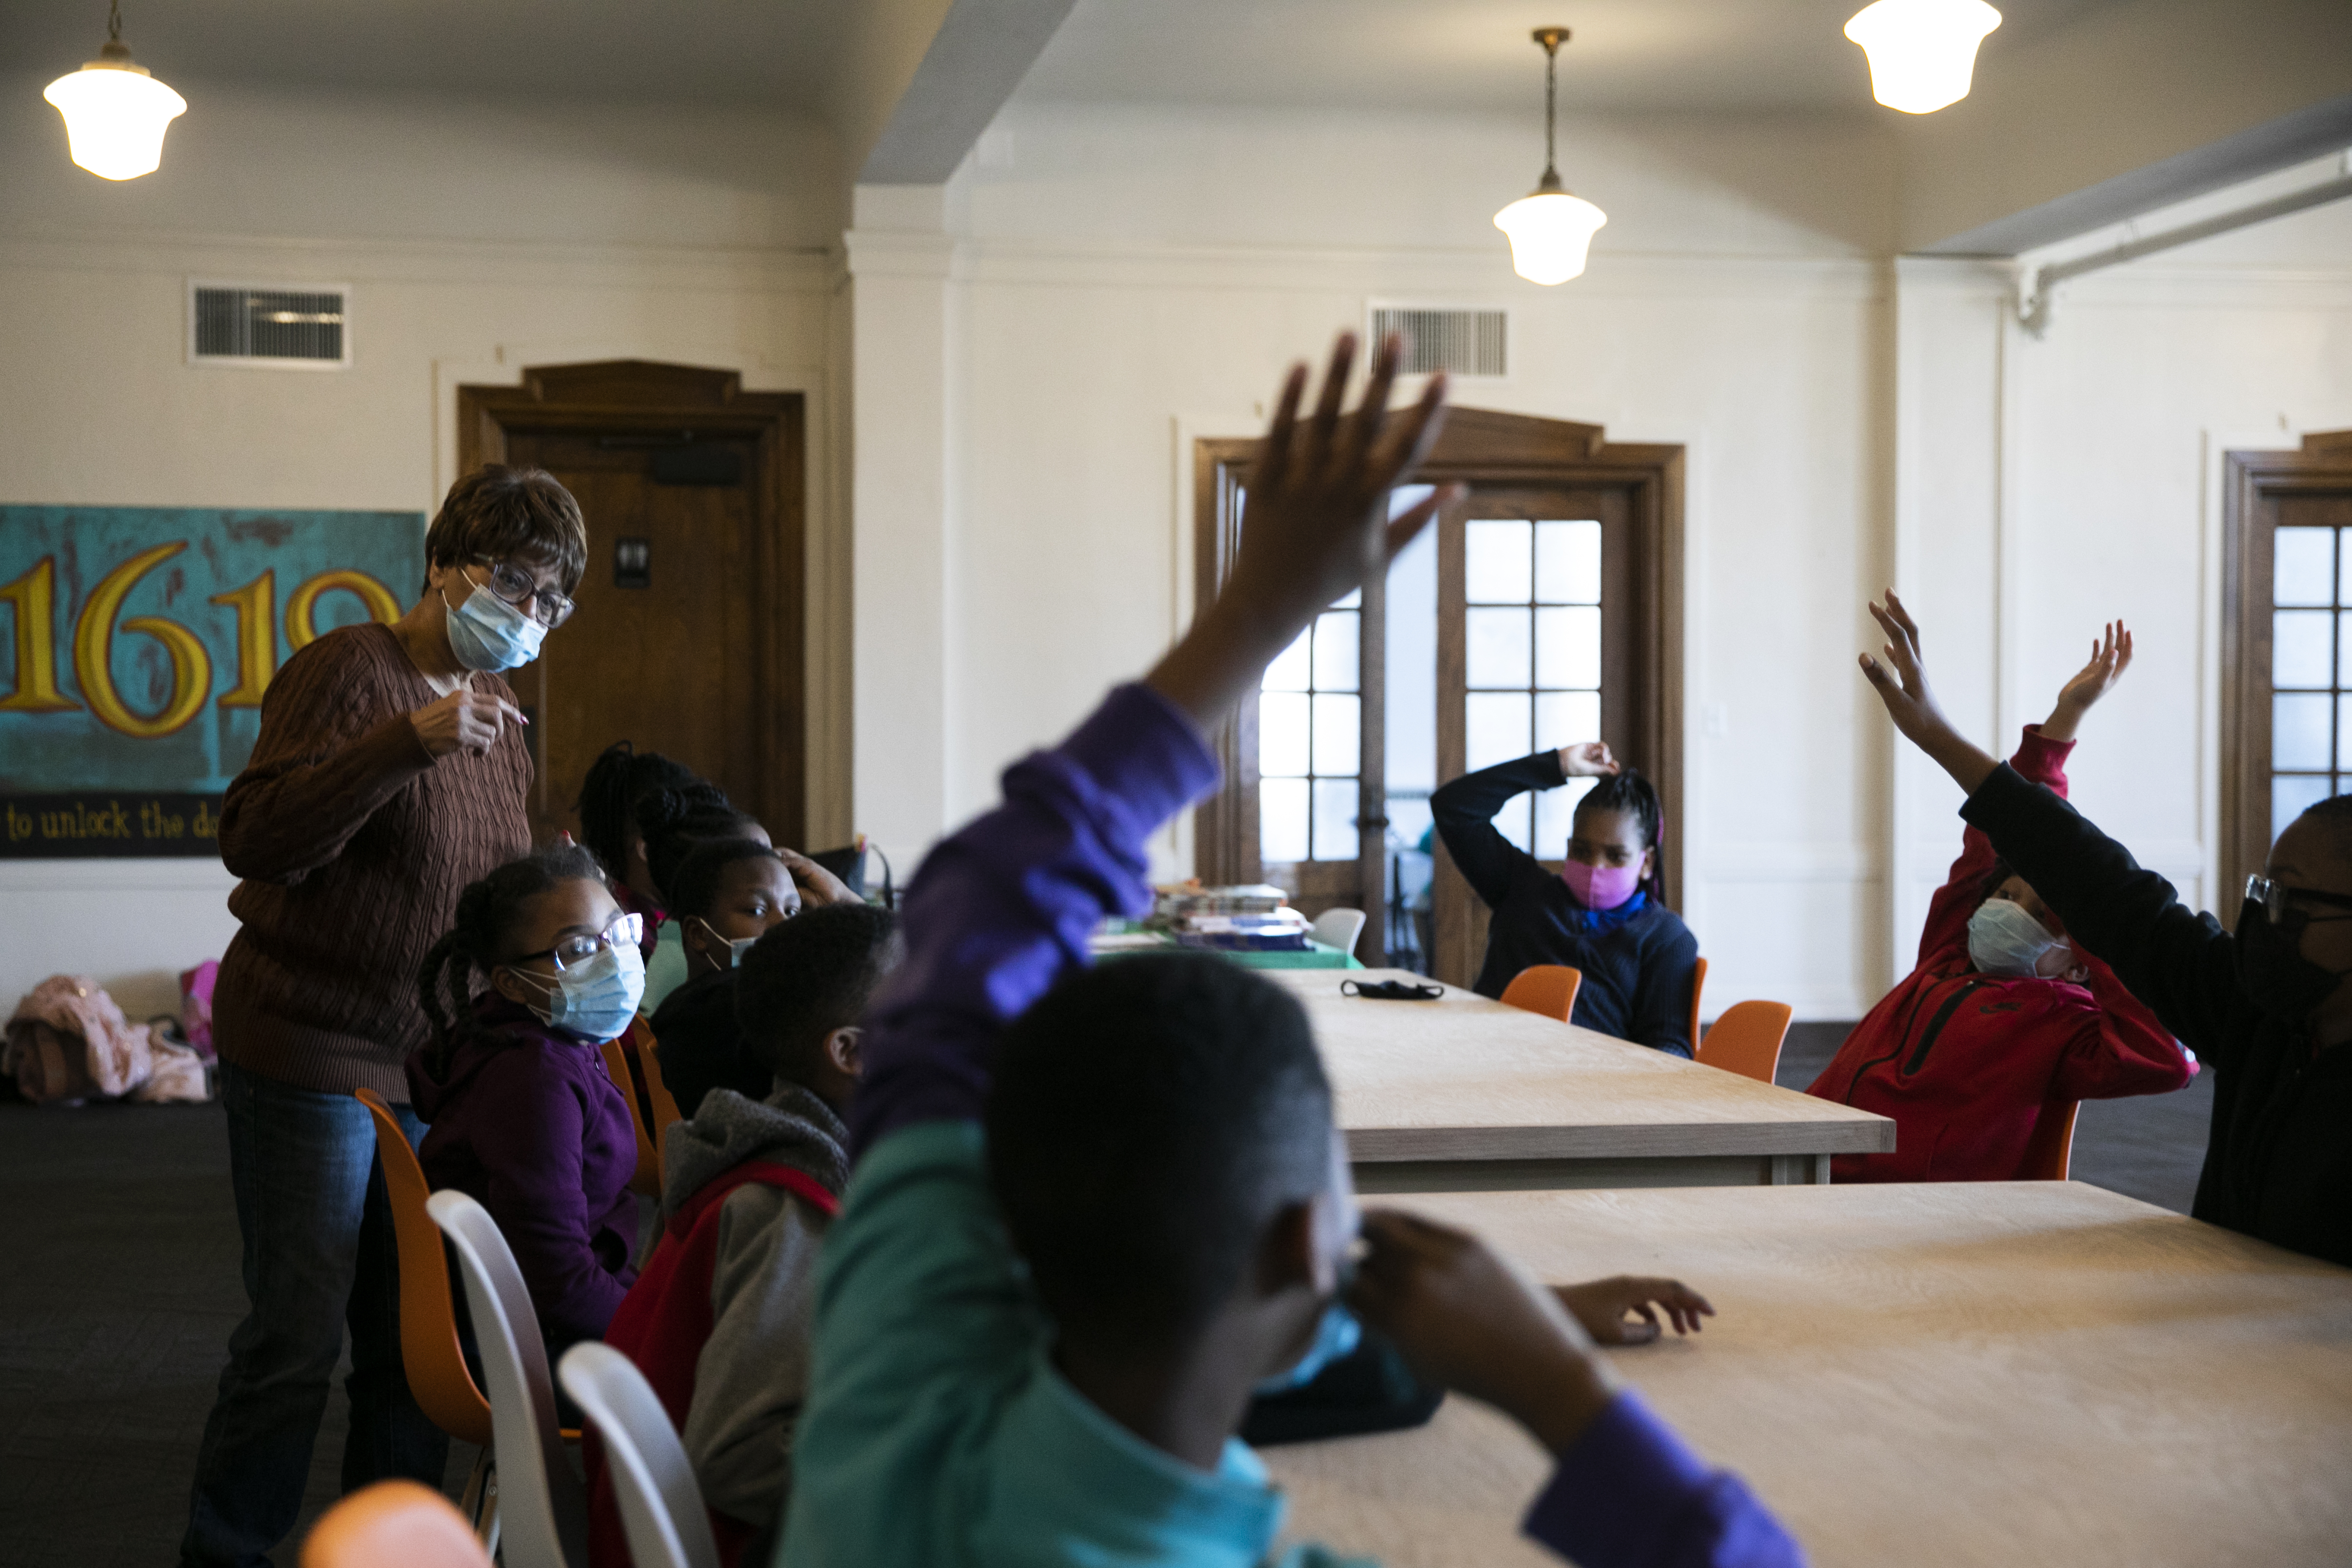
[511,939,646,1042]
[1256,1298,1362,1394]
[1968,898,2063,979]
[442,577,546,673]
[694,918,759,969]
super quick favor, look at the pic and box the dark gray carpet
[0,1035,2214,1566]
[0,1099,477,1568]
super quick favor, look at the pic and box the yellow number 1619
[0,547,399,737]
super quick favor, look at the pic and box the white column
[845,184,961,875]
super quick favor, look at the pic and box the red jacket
[1808,726,2193,1182]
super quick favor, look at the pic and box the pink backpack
[4,975,210,1105]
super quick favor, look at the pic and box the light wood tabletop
[1267,1182,2352,1568]
[1276,969,1893,1191]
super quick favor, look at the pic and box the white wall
[0,80,846,1027]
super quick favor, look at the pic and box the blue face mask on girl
[1256,1296,1363,1393]
[510,938,646,1042]
[1967,897,2065,979]
[442,573,547,673]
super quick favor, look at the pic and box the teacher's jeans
[179,1062,448,1568]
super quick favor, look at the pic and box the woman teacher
[181,466,587,1568]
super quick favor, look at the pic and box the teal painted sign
[0,506,425,856]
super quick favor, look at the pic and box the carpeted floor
[0,1031,2214,1568]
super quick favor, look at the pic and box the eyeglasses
[2244,874,2352,928]
[470,557,575,629]
[509,912,643,971]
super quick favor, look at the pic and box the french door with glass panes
[1191,408,1682,982]
[2224,432,2352,899]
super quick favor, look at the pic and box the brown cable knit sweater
[214,622,533,1099]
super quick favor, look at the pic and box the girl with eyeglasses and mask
[1809,620,2195,1182]
[185,465,587,1568]
[1861,593,2352,1268]
[409,844,649,1361]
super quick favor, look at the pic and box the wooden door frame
[2221,427,2352,902]
[1193,407,1685,974]
[457,359,807,846]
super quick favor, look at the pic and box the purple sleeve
[470,1050,631,1348]
[847,683,1222,1155]
[1522,1391,1806,1568]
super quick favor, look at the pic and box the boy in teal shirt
[781,335,1802,1568]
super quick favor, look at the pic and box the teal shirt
[779,1119,1371,1568]
[639,921,689,1018]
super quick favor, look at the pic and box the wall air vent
[1367,305,1508,380]
[189,282,351,368]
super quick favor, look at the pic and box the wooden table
[1267,1182,2352,1567]
[1276,970,1892,1191]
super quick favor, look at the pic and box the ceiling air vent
[189,282,351,368]
[1368,305,1508,380]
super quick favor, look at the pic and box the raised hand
[1557,741,1619,778]
[1858,591,1998,793]
[410,681,526,759]
[2041,620,2133,743]
[1347,1208,1616,1456]
[1552,1275,1715,1345]
[1148,333,1460,729]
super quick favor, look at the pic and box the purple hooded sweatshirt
[409,993,640,1355]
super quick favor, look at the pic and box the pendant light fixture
[1493,27,1607,286]
[1843,0,2001,115]
[44,0,186,180]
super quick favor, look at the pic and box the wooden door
[458,362,804,846]
[2223,429,2352,900]
[1432,486,1645,988]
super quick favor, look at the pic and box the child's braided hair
[1574,767,1669,907]
[417,842,606,1076]
[637,785,761,908]
[574,741,702,881]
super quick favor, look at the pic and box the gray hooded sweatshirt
[658,1079,849,1529]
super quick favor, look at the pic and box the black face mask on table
[2235,898,2352,1021]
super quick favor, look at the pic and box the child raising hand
[1811,611,2194,1183]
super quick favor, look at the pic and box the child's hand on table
[1348,1209,1618,1457]
[2039,620,2133,744]
[1556,741,1619,778]
[1147,332,1460,731]
[1553,1276,1714,1345]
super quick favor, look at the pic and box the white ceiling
[7,0,2125,117]
[0,0,850,109]
[1014,0,2125,115]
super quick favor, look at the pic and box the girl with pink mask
[1431,741,1700,1056]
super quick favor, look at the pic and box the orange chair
[354,1091,495,1531]
[1687,957,1708,1052]
[301,1480,491,1568]
[2018,1100,2082,1181]
[598,1032,664,1200]
[636,1025,686,1168]
[1500,964,1582,1023]
[1694,999,1794,1085]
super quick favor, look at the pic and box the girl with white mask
[1808,621,2196,1182]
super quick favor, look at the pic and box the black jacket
[1431,750,1697,1056]
[1962,763,2352,1267]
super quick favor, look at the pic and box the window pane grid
[2271,526,2348,841]
[1261,601,1362,864]
[1462,519,1602,853]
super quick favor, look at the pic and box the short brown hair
[422,465,587,595]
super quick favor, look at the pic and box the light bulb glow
[44,61,186,179]
[1493,191,1608,286]
[1843,0,2000,114]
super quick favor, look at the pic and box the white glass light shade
[1843,0,2001,114]
[1493,192,1608,286]
[44,60,186,180]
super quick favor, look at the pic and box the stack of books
[1152,884,1312,952]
